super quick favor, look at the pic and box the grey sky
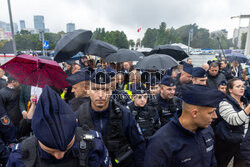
[0,0,249,41]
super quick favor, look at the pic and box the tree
[241,32,247,49]
[104,31,129,48]
[128,39,135,47]
[141,28,158,48]
[92,28,106,41]
[0,40,8,50]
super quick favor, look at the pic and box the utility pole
[7,0,17,55]
[188,28,193,54]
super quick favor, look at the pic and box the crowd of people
[0,54,249,167]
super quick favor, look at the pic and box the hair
[209,62,219,69]
[220,60,227,64]
[7,75,17,84]
[226,78,242,95]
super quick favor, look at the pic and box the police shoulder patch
[1,115,10,125]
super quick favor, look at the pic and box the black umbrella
[54,29,92,63]
[149,44,188,61]
[103,49,144,62]
[136,54,178,71]
[84,39,118,58]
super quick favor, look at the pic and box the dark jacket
[69,97,90,112]
[144,115,217,167]
[221,66,233,80]
[19,85,31,113]
[0,87,21,127]
[0,78,6,89]
[76,100,146,167]
[206,72,226,89]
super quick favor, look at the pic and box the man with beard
[207,62,226,89]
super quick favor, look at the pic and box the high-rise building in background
[66,23,75,33]
[34,15,45,31]
[233,27,249,48]
[20,20,26,30]
[0,21,18,33]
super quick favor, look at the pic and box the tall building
[20,20,26,30]
[233,27,248,48]
[34,15,45,31]
[66,23,75,33]
[0,21,18,33]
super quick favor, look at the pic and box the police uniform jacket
[144,115,217,167]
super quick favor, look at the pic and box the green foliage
[241,32,247,49]
[92,29,129,49]
[0,40,8,50]
[141,28,158,48]
[15,32,63,50]
[128,39,135,47]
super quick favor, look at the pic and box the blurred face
[129,70,140,84]
[171,69,180,79]
[13,80,20,89]
[202,64,209,71]
[194,106,217,128]
[101,62,108,69]
[0,68,5,78]
[160,85,176,100]
[133,93,148,107]
[192,77,207,86]
[66,64,71,70]
[39,136,75,160]
[220,61,227,69]
[218,85,227,94]
[187,59,192,65]
[89,83,112,111]
[123,62,130,70]
[71,81,89,98]
[150,84,160,95]
[180,71,192,84]
[117,74,124,84]
[110,76,116,91]
[229,80,245,97]
[208,66,219,76]
[72,65,81,74]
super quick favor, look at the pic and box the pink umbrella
[0,54,70,89]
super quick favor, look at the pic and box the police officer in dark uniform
[156,75,182,126]
[106,66,132,106]
[144,84,224,167]
[192,67,207,86]
[66,71,91,112]
[76,69,146,167]
[0,104,16,166]
[175,62,193,98]
[128,83,160,140]
[7,85,111,167]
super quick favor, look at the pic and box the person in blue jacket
[0,104,16,166]
[144,84,224,167]
[7,85,111,167]
[76,68,146,167]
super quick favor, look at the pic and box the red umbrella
[0,54,70,89]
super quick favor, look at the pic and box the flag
[137,28,142,33]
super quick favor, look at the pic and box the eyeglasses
[235,85,246,89]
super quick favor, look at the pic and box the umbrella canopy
[84,39,118,58]
[54,29,92,63]
[103,49,144,62]
[38,56,53,61]
[0,55,69,89]
[226,53,247,63]
[69,52,84,60]
[136,54,178,71]
[246,59,250,66]
[149,44,188,61]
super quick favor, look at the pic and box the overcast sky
[0,0,249,41]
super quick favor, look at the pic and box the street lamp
[7,0,17,55]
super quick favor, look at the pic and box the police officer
[66,71,91,112]
[144,84,224,167]
[0,104,16,166]
[106,66,132,106]
[7,85,111,167]
[76,69,146,167]
[128,83,160,140]
[156,75,181,126]
[217,80,227,94]
[192,67,207,86]
[175,62,193,98]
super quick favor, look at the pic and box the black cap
[132,83,148,94]
[66,71,90,86]
[91,68,111,84]
[218,80,227,87]
[161,75,175,87]
[183,62,193,75]
[192,67,206,78]
[181,84,224,108]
